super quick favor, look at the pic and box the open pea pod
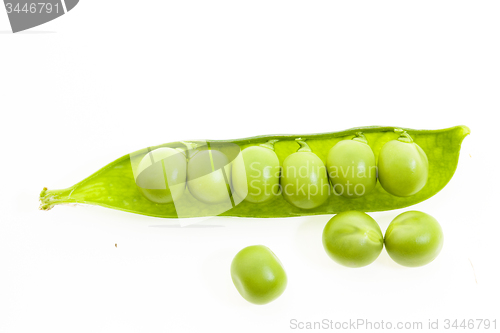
[39,125,469,218]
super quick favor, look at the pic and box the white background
[1,1,499,332]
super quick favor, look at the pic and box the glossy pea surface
[384,211,443,267]
[326,137,377,198]
[282,151,329,209]
[136,148,187,204]
[230,245,287,305]
[232,144,280,203]
[322,211,383,267]
[378,134,429,197]
[187,150,231,204]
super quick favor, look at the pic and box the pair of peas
[322,210,444,268]
[231,210,443,305]
[327,130,428,198]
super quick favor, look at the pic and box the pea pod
[39,126,469,218]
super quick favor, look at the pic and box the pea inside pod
[281,139,329,210]
[378,129,429,197]
[326,132,377,198]
[187,149,232,205]
[232,140,281,203]
[135,147,187,204]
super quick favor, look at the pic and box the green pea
[322,211,383,267]
[187,149,232,204]
[326,133,377,198]
[136,148,187,204]
[384,211,443,267]
[232,140,281,203]
[281,139,329,210]
[230,245,287,305]
[378,130,429,197]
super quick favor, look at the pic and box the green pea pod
[39,125,470,218]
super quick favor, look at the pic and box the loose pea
[187,149,232,204]
[281,139,329,209]
[384,211,443,267]
[232,140,281,203]
[230,245,287,305]
[378,130,429,197]
[322,211,384,267]
[136,148,187,204]
[326,133,377,198]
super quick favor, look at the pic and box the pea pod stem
[259,139,279,151]
[352,132,368,144]
[39,186,77,210]
[295,138,312,152]
[395,129,414,143]
[176,141,199,159]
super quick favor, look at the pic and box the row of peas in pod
[40,126,469,217]
[231,210,443,305]
[136,129,429,209]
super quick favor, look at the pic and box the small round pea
[230,245,287,305]
[378,130,429,197]
[322,211,384,267]
[136,147,187,204]
[187,149,232,204]
[326,133,377,198]
[282,139,329,209]
[384,211,443,267]
[232,140,281,203]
